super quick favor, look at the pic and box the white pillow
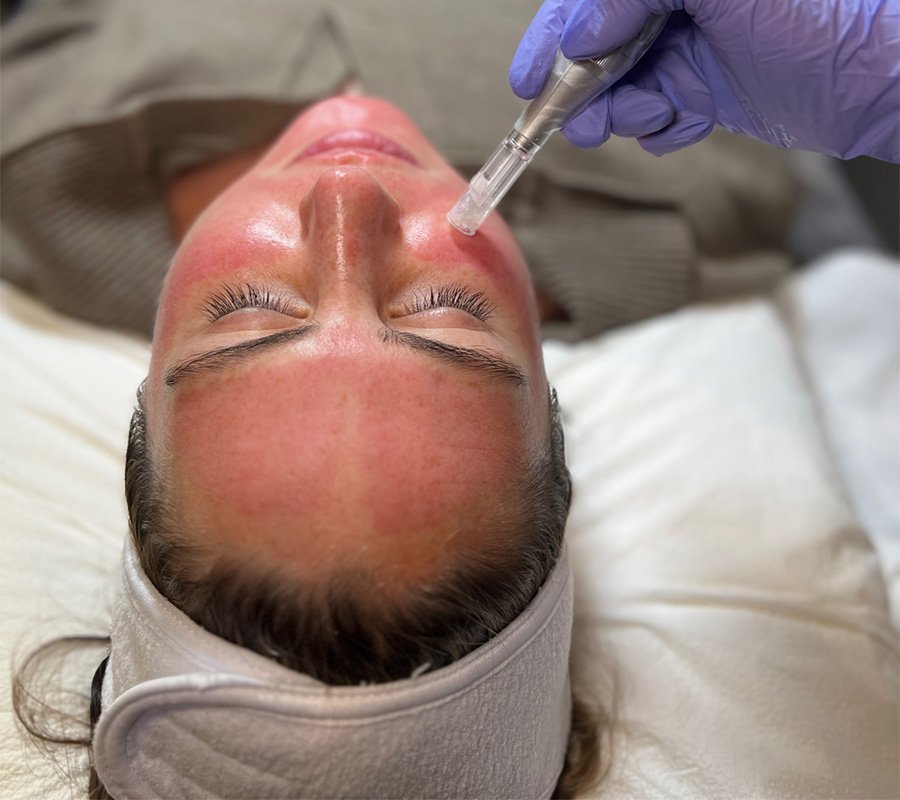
[1,279,896,799]
[545,289,898,798]
[1,285,149,797]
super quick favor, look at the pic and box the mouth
[293,130,420,166]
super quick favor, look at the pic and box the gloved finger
[561,0,673,60]
[561,93,612,147]
[636,109,715,156]
[642,33,719,118]
[608,86,675,136]
[510,0,578,99]
[562,86,675,145]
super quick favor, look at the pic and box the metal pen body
[515,12,670,151]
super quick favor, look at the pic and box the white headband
[94,536,574,799]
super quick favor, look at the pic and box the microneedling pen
[448,13,670,236]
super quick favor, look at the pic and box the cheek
[401,210,535,300]
[153,198,299,342]
[169,200,299,289]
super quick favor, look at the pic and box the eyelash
[404,284,494,322]
[203,284,293,321]
[204,282,495,322]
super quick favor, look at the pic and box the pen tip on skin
[447,212,478,236]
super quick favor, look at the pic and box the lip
[293,130,420,166]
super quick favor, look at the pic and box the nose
[298,166,402,287]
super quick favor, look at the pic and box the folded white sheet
[778,249,900,627]
[2,260,897,799]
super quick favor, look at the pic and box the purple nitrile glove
[510,0,900,161]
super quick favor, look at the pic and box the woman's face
[147,97,549,585]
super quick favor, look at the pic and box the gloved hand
[510,0,899,161]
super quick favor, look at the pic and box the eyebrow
[164,325,526,388]
[165,326,318,386]
[380,329,526,386]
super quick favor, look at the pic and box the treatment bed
[2,247,897,799]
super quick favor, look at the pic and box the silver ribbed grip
[514,13,669,147]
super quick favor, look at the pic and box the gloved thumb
[561,0,671,59]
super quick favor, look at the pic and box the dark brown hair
[16,386,604,797]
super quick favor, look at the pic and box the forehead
[161,348,537,580]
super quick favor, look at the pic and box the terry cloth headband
[94,536,574,799]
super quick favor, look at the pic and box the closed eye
[204,283,296,321]
[203,281,495,325]
[402,284,494,322]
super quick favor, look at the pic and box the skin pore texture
[152,96,551,589]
